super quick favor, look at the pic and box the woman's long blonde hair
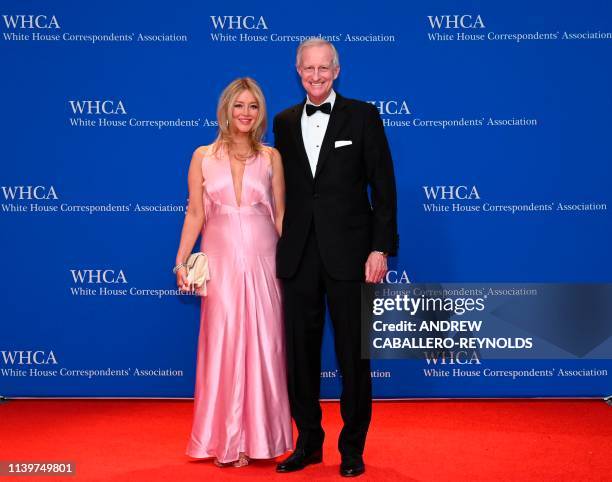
[212,77,267,159]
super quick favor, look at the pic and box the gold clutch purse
[185,252,210,296]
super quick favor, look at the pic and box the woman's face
[230,89,259,134]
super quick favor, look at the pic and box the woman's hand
[176,266,190,292]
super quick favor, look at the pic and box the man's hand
[364,251,387,283]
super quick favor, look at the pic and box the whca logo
[368,100,411,115]
[422,185,481,200]
[1,350,58,365]
[68,100,127,115]
[1,185,58,200]
[2,14,60,29]
[427,15,485,29]
[209,16,268,30]
[69,269,128,284]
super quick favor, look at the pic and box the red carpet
[1,399,610,481]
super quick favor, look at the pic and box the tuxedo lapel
[289,101,314,182]
[314,94,349,179]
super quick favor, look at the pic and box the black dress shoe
[276,448,323,472]
[340,455,365,477]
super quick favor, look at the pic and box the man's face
[297,44,339,105]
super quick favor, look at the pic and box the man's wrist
[373,250,388,257]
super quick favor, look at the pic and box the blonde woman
[175,78,292,467]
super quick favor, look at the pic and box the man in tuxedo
[273,38,398,477]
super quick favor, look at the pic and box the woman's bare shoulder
[263,145,281,162]
[193,144,214,158]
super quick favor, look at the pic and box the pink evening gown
[186,146,293,463]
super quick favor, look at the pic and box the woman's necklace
[229,145,253,162]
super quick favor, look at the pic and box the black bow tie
[306,102,331,116]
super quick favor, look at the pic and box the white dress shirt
[301,90,336,176]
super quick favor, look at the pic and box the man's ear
[333,66,340,80]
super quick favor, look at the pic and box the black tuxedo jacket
[273,93,398,280]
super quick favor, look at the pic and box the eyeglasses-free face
[297,44,339,105]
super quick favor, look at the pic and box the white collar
[306,89,336,109]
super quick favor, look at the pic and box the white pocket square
[335,140,352,148]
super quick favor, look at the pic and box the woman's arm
[175,146,206,288]
[269,147,285,236]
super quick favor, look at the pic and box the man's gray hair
[296,37,340,68]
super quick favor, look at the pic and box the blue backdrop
[1,0,611,398]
